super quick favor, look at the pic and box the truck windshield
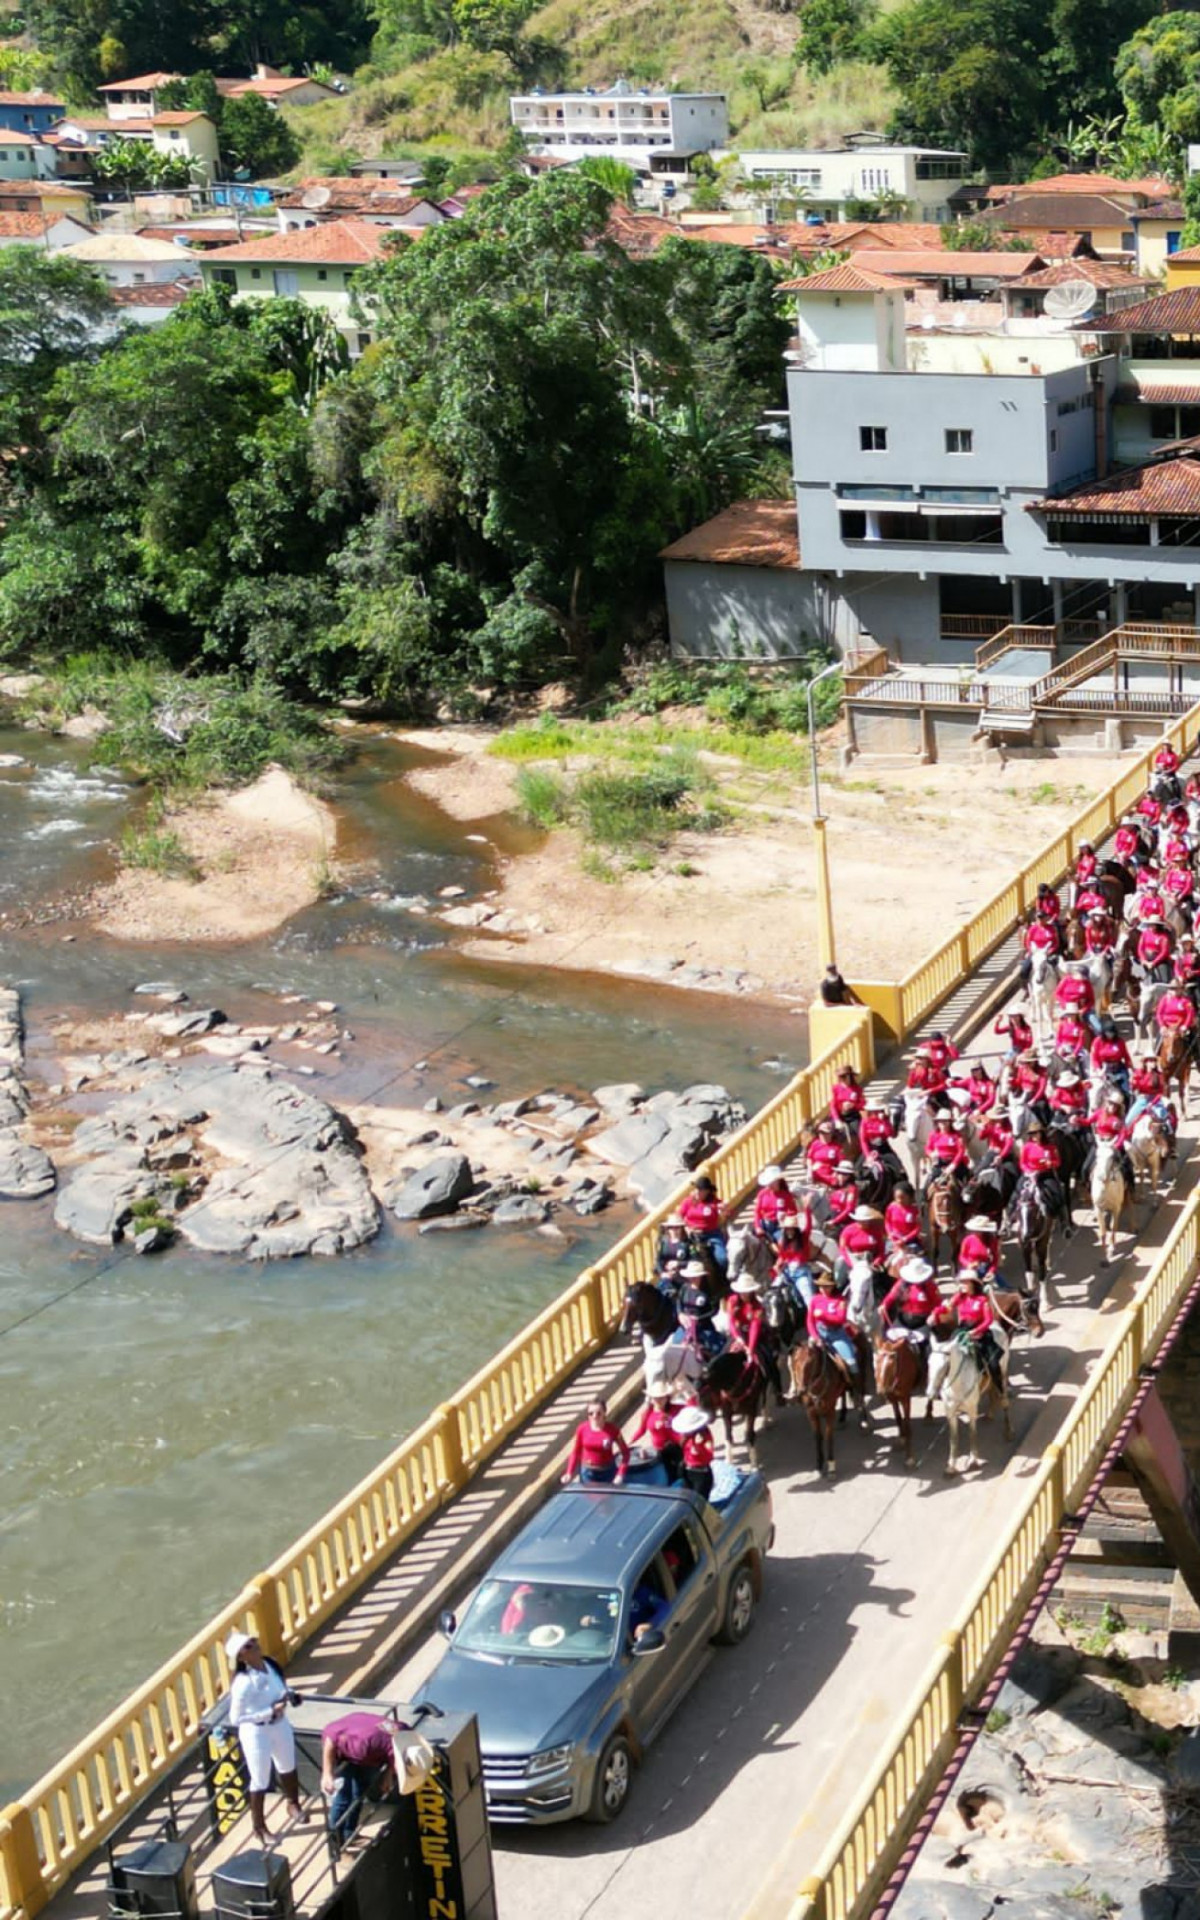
[456,1579,622,1660]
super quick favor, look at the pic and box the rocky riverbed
[897,1614,1200,1919]
[20,982,749,1258]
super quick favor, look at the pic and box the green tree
[91,136,193,190]
[0,246,114,463]
[873,0,1050,170]
[220,91,301,177]
[577,155,638,208]
[1115,12,1200,149]
[796,0,877,75]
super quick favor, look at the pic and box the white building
[96,72,182,123]
[60,231,199,287]
[737,138,968,223]
[0,128,56,181]
[509,82,728,177]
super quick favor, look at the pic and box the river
[0,726,809,1800]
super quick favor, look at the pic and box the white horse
[1128,1110,1171,1194]
[1082,949,1114,1017]
[641,1332,703,1397]
[929,1330,1012,1474]
[1090,1139,1129,1265]
[845,1258,880,1338]
[901,1087,936,1184]
[727,1225,774,1290]
[1134,980,1170,1050]
[1027,949,1059,1051]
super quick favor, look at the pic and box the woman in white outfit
[225,1630,306,1843]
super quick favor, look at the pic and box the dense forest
[0,175,789,713]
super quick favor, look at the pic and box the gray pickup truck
[419,1471,773,1826]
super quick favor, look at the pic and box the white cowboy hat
[681,1259,709,1278]
[393,1730,438,1796]
[663,1213,685,1228]
[946,1086,973,1109]
[836,1158,856,1173]
[527,1623,566,1649]
[852,1204,880,1222]
[935,1108,952,1120]
[647,1379,676,1400]
[900,1257,934,1284]
[731,1274,762,1295]
[1056,1072,1081,1087]
[966,1216,995,1233]
[224,1630,254,1663]
[672,1405,712,1435]
[758,1165,784,1186]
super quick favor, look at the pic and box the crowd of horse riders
[567,738,1191,1483]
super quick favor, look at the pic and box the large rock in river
[385,1153,475,1221]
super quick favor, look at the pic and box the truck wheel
[586,1734,633,1824]
[716,1562,757,1646]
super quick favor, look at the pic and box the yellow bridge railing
[784,1183,1200,1920]
[0,1018,876,1920]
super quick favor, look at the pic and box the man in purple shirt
[320,1712,397,1855]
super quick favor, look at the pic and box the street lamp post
[806,659,842,972]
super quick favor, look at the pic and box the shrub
[573,761,694,850]
[514,765,569,828]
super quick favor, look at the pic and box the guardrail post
[792,1877,827,1920]
[244,1575,287,1667]
[583,1267,609,1344]
[1044,1442,1066,1522]
[2,1802,47,1919]
[435,1403,465,1495]
[941,1629,964,1723]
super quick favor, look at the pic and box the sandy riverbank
[396,726,1123,1001]
[89,767,338,943]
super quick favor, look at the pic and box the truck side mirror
[631,1628,665,1656]
[438,1609,457,1638]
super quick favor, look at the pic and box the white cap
[672,1405,712,1435]
[225,1630,254,1663]
[758,1165,784,1186]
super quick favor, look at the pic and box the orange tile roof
[989,172,1173,200]
[202,218,395,265]
[857,248,1043,277]
[109,279,198,306]
[152,110,210,126]
[277,177,432,213]
[660,498,799,568]
[840,222,945,250]
[97,72,180,91]
[0,128,40,144]
[603,204,676,255]
[0,179,85,196]
[0,210,60,236]
[992,228,1093,257]
[0,89,64,107]
[778,261,901,293]
[673,222,793,251]
[1009,258,1154,290]
[1088,287,1200,332]
[1033,444,1200,517]
[223,76,333,98]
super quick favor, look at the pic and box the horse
[900,1087,937,1185]
[1082,949,1114,1017]
[1028,948,1060,1050]
[1013,1175,1056,1302]
[1134,980,1169,1049]
[1128,1109,1171,1194]
[1158,1026,1195,1117]
[1090,1138,1129,1265]
[929,1331,1012,1475]
[924,1167,964,1273]
[985,1280,1044,1347]
[697,1348,771,1462]
[962,1157,1019,1225]
[727,1225,774,1291]
[1046,1120,1088,1219]
[621,1281,703,1396]
[873,1332,928,1468]
[761,1281,805,1371]
[856,1150,897,1213]
[789,1337,865,1475]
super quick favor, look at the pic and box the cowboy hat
[852,1204,880,1222]
[835,1158,856,1173]
[663,1213,685,1228]
[672,1405,712,1435]
[966,1216,995,1232]
[1056,1072,1080,1087]
[900,1257,934,1284]
[681,1259,709,1278]
[647,1378,676,1400]
[731,1274,762,1294]
[758,1165,784,1186]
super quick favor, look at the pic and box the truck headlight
[527,1745,573,1776]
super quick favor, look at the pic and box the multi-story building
[736,139,967,223]
[0,90,66,136]
[510,82,727,178]
[198,218,392,356]
[96,73,182,122]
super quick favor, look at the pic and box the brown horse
[925,1169,964,1272]
[985,1282,1045,1345]
[789,1335,869,1475]
[697,1349,771,1462]
[873,1333,928,1467]
[1157,1029,1194,1118]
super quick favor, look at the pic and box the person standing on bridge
[320,1711,398,1857]
[225,1631,307,1845]
[563,1397,630,1486]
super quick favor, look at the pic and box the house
[1167,245,1200,292]
[660,498,857,658]
[150,111,219,184]
[1129,200,1186,278]
[1001,257,1155,322]
[510,82,727,179]
[60,231,198,286]
[854,248,1046,327]
[735,139,968,224]
[107,278,199,327]
[217,65,337,108]
[0,90,66,136]
[0,209,92,249]
[349,157,424,183]
[197,218,395,353]
[984,192,1137,258]
[0,178,92,222]
[275,178,448,232]
[985,172,1175,210]
[0,128,53,181]
[97,73,182,122]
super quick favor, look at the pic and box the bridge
[6,707,1200,1920]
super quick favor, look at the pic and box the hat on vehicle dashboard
[672,1405,712,1435]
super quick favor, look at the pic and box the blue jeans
[820,1327,858,1374]
[777,1263,814,1307]
[698,1231,728,1274]
[580,1464,616,1484]
[330,1764,387,1853]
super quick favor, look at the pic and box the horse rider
[1019,1120,1072,1238]
[774,1219,815,1306]
[958,1213,1001,1279]
[1009,1049,1049,1118]
[1053,1006,1090,1067]
[1069,839,1098,908]
[1155,739,1182,780]
[884,1180,925,1256]
[956,1058,997,1117]
[995,1008,1034,1059]
[1035,881,1063,938]
[727,1273,782,1402]
[837,1202,886,1280]
[1114,813,1150,869]
[1165,859,1196,924]
[1137,788,1164,831]
[1090,1016,1131,1096]
[1136,916,1175,988]
[628,1380,684,1482]
[1156,981,1198,1056]
[860,1097,900,1160]
[807,1268,864,1395]
[926,1110,970,1184]
[1175,933,1200,1003]
[939,1269,1006,1400]
[677,1265,724,1357]
[806,1118,843,1187]
[1084,906,1118,957]
[656,1213,691,1283]
[1054,963,1098,1033]
[978,1111,1018,1169]
[826,1161,860,1232]
[1048,1069,1089,1131]
[680,1173,728,1275]
[906,1048,950,1103]
[1125,1052,1179,1158]
[1087,1092,1136,1191]
[1020,909,1061,988]
[830,1064,866,1138]
[879,1255,942,1356]
[922,1032,960,1076]
[753,1165,798,1244]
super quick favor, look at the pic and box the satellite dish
[300,184,332,210]
[1043,279,1097,322]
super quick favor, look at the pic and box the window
[1121,230,1135,253]
[316,267,327,281]
[1182,407,1200,439]
[663,1526,701,1592]
[860,425,887,451]
[1168,231,1183,255]
[272,268,299,295]
[210,266,236,286]
[250,267,261,279]
[1049,429,1058,452]
[1150,406,1177,439]
[945,428,974,454]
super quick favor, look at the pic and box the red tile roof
[991,229,1095,258]
[858,248,1043,278]
[222,75,334,98]
[97,72,180,91]
[603,204,676,255]
[0,128,40,144]
[1009,259,1154,290]
[152,110,211,126]
[1117,383,1200,405]
[660,498,799,568]
[1033,445,1200,517]
[1088,287,1200,332]
[0,89,64,107]
[987,173,1173,201]
[1135,200,1186,221]
[109,278,199,307]
[989,193,1133,229]
[277,177,437,214]
[0,210,66,236]
[0,179,86,197]
[778,261,902,293]
[201,218,396,265]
